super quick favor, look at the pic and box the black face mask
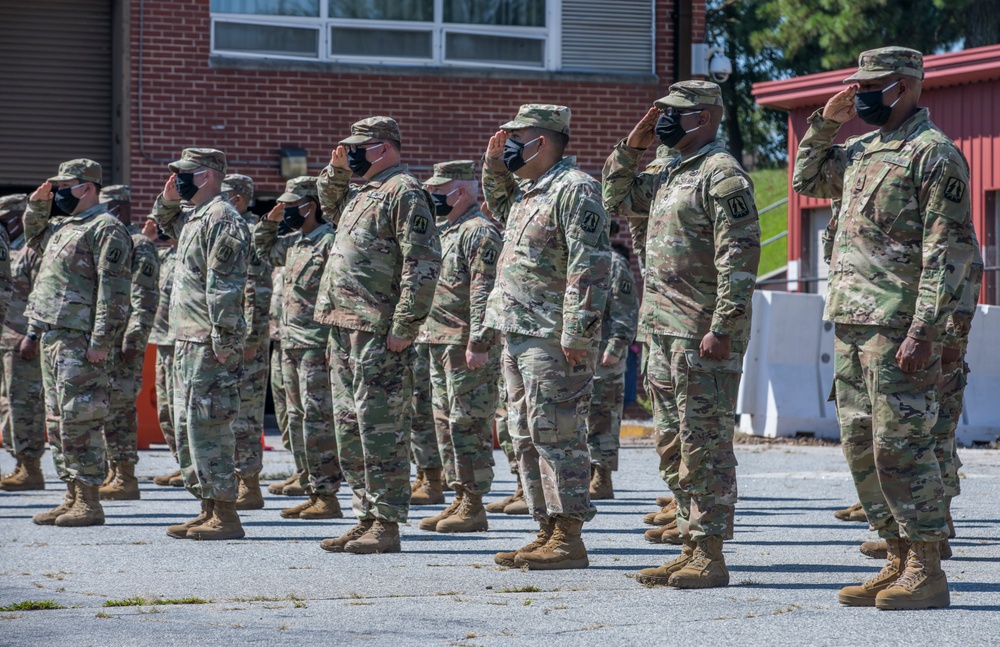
[156,225,172,242]
[53,185,82,215]
[854,81,900,127]
[655,111,701,149]
[277,220,292,236]
[174,172,203,201]
[282,204,307,230]
[430,190,457,217]
[503,136,543,173]
[347,144,382,177]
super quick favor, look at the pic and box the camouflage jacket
[240,210,273,350]
[615,146,678,275]
[152,193,249,353]
[315,164,440,338]
[24,201,133,351]
[0,227,10,328]
[416,205,502,348]
[119,231,159,353]
[482,157,610,349]
[269,266,283,342]
[793,109,974,341]
[601,250,639,360]
[254,220,335,349]
[603,140,761,341]
[148,246,176,346]
[0,245,41,350]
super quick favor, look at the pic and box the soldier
[315,116,440,555]
[604,82,761,588]
[254,176,344,520]
[792,47,975,610]
[152,148,250,541]
[409,342,446,505]
[484,104,610,571]
[414,160,503,534]
[0,194,45,491]
[586,220,639,500]
[97,185,159,501]
[222,174,271,510]
[22,159,133,527]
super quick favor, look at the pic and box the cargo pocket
[682,349,742,418]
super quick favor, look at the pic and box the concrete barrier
[959,304,1000,446]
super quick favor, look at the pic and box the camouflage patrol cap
[0,194,27,214]
[500,104,571,135]
[168,148,227,174]
[654,81,724,109]
[222,174,254,199]
[340,116,401,145]
[100,184,131,203]
[844,46,924,82]
[276,176,319,203]
[424,160,476,187]
[48,158,102,185]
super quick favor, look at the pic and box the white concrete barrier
[959,304,1000,446]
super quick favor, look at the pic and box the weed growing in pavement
[0,600,65,612]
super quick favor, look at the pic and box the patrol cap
[276,176,319,203]
[48,158,103,185]
[0,193,27,214]
[500,104,571,135]
[844,46,924,82]
[100,184,131,203]
[340,116,401,145]
[654,81,724,109]
[222,174,254,199]
[168,148,227,174]
[424,160,476,187]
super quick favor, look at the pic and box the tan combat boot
[643,499,678,526]
[153,469,181,487]
[33,482,77,525]
[300,494,343,520]
[437,491,488,533]
[281,495,318,519]
[320,519,374,553]
[235,474,264,510]
[410,467,445,505]
[1,457,21,482]
[485,480,522,513]
[419,490,464,531]
[0,455,45,491]
[102,463,116,487]
[168,471,185,487]
[503,484,529,515]
[655,495,674,507]
[514,517,589,570]
[100,462,140,501]
[838,537,908,606]
[188,500,245,540]
[667,536,728,588]
[876,541,950,610]
[834,501,867,522]
[860,539,888,560]
[636,539,696,586]
[495,519,554,567]
[410,468,426,493]
[344,519,401,554]
[166,499,215,539]
[282,478,308,497]
[55,483,105,527]
[589,466,614,500]
[645,519,682,545]
[268,472,298,495]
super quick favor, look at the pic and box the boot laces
[892,548,927,590]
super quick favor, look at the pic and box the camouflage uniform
[483,105,610,523]
[254,176,342,496]
[24,160,133,487]
[603,84,761,541]
[494,369,515,472]
[269,267,291,452]
[153,149,250,502]
[316,117,440,523]
[417,161,503,494]
[149,245,178,456]
[587,249,639,471]
[792,50,974,543]
[409,342,442,470]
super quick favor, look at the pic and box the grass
[497,585,541,594]
[104,597,211,607]
[749,166,789,277]
[0,600,65,612]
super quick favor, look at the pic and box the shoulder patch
[0,246,7,262]
[581,211,601,234]
[726,195,751,219]
[141,262,154,277]
[944,177,966,203]
[412,213,429,235]
[482,247,497,265]
[621,278,633,295]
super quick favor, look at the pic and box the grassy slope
[750,166,789,276]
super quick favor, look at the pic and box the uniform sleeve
[601,139,658,219]
[390,186,441,339]
[909,146,975,342]
[707,170,762,337]
[791,109,850,199]
[823,198,841,266]
[481,158,519,227]
[243,238,273,350]
[0,229,11,327]
[317,165,352,227]
[466,225,502,350]
[253,219,291,267]
[122,239,160,352]
[23,199,52,249]
[944,252,983,351]
[603,254,639,360]
[90,225,134,352]
[150,193,185,239]
[206,218,250,354]
[560,182,611,350]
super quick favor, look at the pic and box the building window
[210,0,653,74]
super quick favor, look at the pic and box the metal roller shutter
[561,0,653,74]
[0,0,113,188]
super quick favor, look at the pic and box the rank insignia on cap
[944,177,966,203]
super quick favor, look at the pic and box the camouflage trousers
[328,327,413,523]
[270,344,291,450]
[104,345,146,465]
[494,368,517,474]
[282,346,342,495]
[428,343,500,494]
[1,347,46,457]
[935,356,968,502]
[587,357,626,471]
[409,342,441,471]
[504,333,596,523]
[39,327,109,486]
[233,342,267,478]
[174,340,242,502]
[647,335,742,541]
[155,345,177,457]
[834,324,946,542]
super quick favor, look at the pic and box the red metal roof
[754,44,1000,110]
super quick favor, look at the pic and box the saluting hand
[331,145,350,171]
[485,131,508,161]
[626,107,661,150]
[266,203,284,223]
[822,86,857,124]
[141,219,158,241]
[163,174,181,201]
[30,181,53,203]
